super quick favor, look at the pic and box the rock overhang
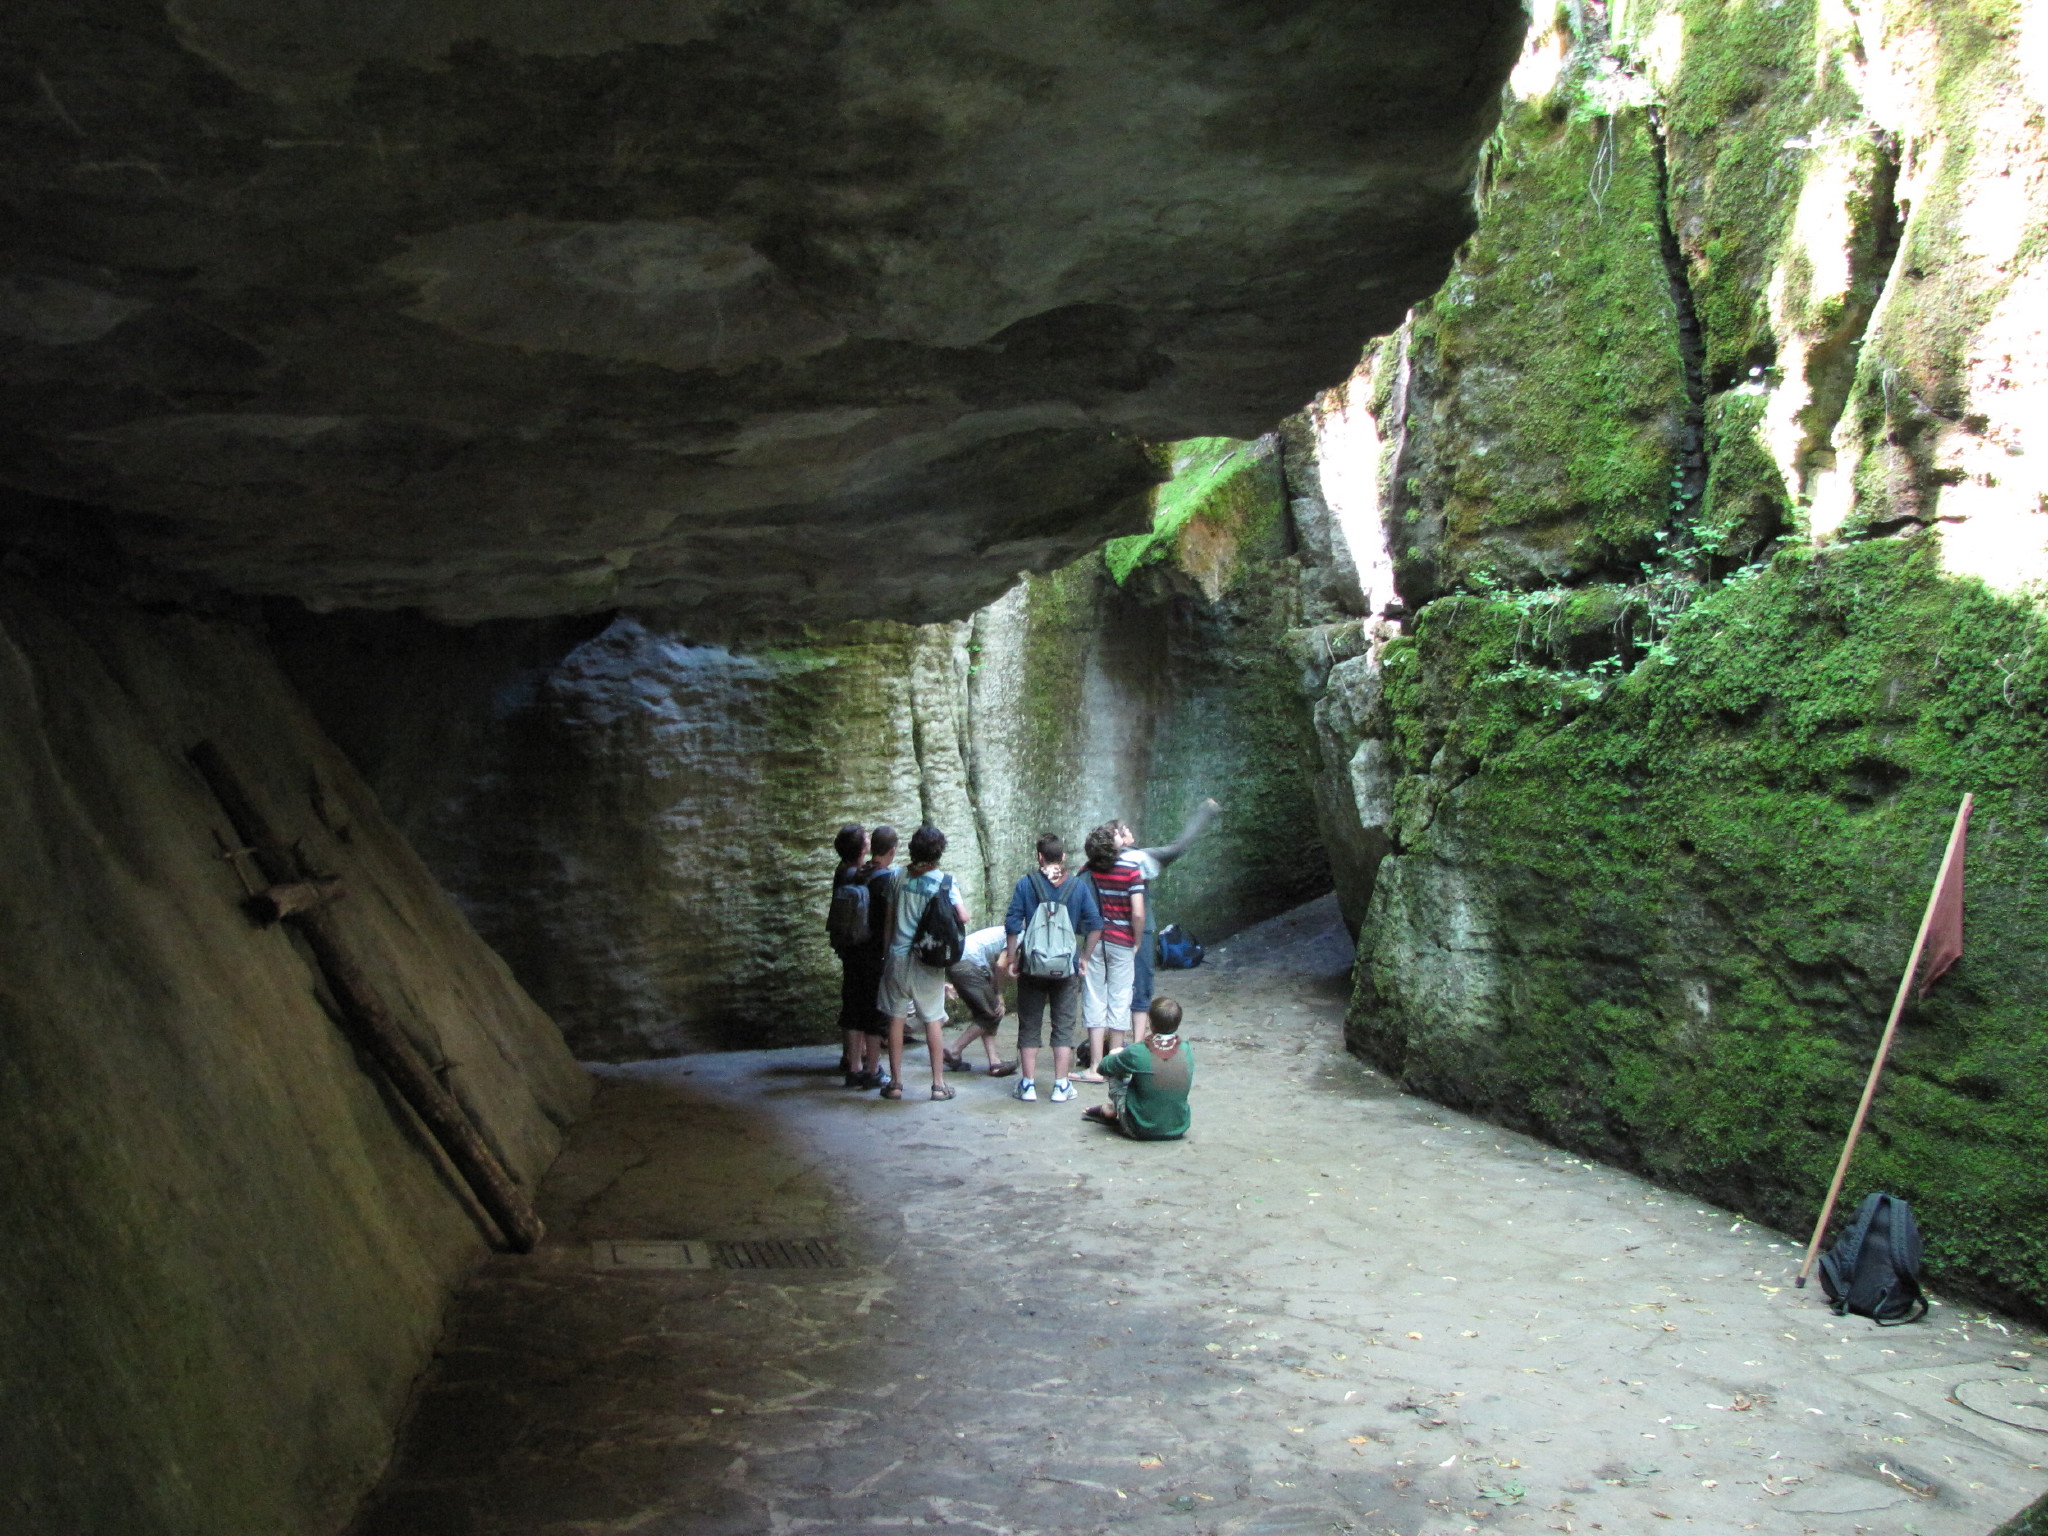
[1,0,1523,625]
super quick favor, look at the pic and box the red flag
[1914,797,1971,995]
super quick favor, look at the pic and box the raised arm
[1140,797,1221,869]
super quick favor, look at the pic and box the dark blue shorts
[1130,925,1155,1013]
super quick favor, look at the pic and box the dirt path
[353,896,2048,1536]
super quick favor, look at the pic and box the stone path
[352,896,2048,1536]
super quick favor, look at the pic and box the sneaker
[1049,1079,1076,1103]
[1013,1079,1037,1102]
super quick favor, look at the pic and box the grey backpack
[1020,873,1079,978]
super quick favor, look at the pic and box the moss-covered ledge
[1352,536,2048,1315]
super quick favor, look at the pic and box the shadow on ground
[352,896,2048,1536]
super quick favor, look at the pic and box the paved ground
[352,896,2048,1536]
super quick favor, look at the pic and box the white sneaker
[1013,1079,1037,1102]
[1049,1079,1076,1103]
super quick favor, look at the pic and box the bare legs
[1077,1025,1107,1082]
[887,1013,949,1096]
[947,1017,1004,1070]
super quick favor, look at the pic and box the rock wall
[1,0,1521,628]
[1300,0,2048,1314]
[0,579,588,1535]
[282,439,1334,1060]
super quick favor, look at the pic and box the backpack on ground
[1817,1191,1928,1325]
[909,874,966,968]
[1020,872,1079,979]
[826,873,870,952]
[1157,923,1204,970]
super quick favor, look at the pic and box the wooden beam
[188,739,544,1253]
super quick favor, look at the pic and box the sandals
[930,1084,955,1101]
[879,1082,903,1099]
[987,1060,1019,1079]
[942,1051,968,1072]
[1074,1071,1106,1084]
[1083,1105,1117,1124]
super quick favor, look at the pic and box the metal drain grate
[712,1238,845,1270]
[592,1239,709,1269]
[591,1238,846,1271]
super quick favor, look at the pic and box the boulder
[2,0,1522,625]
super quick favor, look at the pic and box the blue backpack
[1157,923,1204,970]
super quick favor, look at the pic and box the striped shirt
[1086,856,1146,948]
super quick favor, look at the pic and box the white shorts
[878,953,948,1026]
[1082,940,1137,1032]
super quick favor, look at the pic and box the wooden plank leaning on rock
[189,738,544,1253]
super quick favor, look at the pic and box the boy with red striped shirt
[1077,822,1145,1085]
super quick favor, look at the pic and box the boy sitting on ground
[943,926,1017,1076]
[1083,997,1194,1141]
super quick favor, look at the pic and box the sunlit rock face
[1,0,1520,625]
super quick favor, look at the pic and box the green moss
[1699,391,1792,555]
[1017,557,1110,812]
[1404,96,1688,586]
[1361,537,2048,1311]
[1642,0,1835,386]
[1143,577,1329,936]
[1990,1486,2048,1534]
[1106,437,1284,585]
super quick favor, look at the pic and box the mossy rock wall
[1391,94,1692,599]
[286,436,1331,1059]
[1355,541,2048,1310]
[1301,0,2048,1315]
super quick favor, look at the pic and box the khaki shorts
[878,952,948,1026]
[946,958,1004,1024]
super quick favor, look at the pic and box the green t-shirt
[1100,1039,1193,1140]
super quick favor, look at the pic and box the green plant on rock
[1105,437,1282,585]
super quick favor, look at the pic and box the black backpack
[826,871,870,952]
[1818,1192,1929,1325]
[909,874,965,967]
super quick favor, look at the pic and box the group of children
[826,802,1220,1139]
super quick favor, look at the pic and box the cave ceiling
[1,0,1521,625]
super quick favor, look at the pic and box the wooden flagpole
[1795,793,1972,1288]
